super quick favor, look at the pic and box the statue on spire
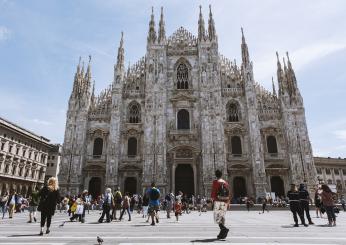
[116,32,125,71]
[241,27,250,65]
[158,7,166,44]
[272,77,277,97]
[208,5,216,41]
[198,5,206,41]
[147,7,157,44]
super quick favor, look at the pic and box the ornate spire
[147,7,157,44]
[208,5,216,41]
[85,55,92,82]
[283,56,287,72]
[77,56,81,75]
[127,61,131,77]
[116,32,125,71]
[73,57,82,95]
[90,80,95,105]
[286,51,298,94]
[241,27,250,65]
[276,52,284,95]
[198,5,206,41]
[158,7,166,44]
[80,60,85,78]
[272,77,277,96]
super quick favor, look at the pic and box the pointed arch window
[231,136,242,156]
[128,101,141,123]
[177,63,189,89]
[93,138,103,158]
[267,136,278,154]
[227,102,240,122]
[177,109,190,130]
[127,137,137,157]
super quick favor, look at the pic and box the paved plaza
[0,209,345,245]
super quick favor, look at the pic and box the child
[174,198,182,222]
[70,198,84,222]
[70,198,77,217]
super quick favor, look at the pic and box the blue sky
[0,0,345,157]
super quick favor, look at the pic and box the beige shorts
[213,201,227,225]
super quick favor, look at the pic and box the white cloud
[334,130,346,141]
[0,26,11,41]
[31,118,52,126]
[253,40,346,86]
[290,41,346,72]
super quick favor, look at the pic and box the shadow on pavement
[316,224,331,227]
[190,238,220,242]
[8,234,40,237]
[281,225,295,228]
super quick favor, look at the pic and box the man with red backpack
[211,169,231,240]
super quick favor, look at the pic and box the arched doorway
[233,176,247,198]
[270,176,285,197]
[89,177,102,199]
[124,177,137,195]
[175,164,194,196]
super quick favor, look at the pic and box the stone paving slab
[0,210,345,244]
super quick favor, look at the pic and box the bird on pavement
[59,221,66,227]
[97,236,103,245]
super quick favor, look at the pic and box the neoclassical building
[0,117,51,196]
[58,6,317,199]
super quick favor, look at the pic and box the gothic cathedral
[58,6,317,200]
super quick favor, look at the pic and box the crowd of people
[0,172,344,239]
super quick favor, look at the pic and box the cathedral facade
[58,6,317,200]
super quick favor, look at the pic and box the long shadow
[316,224,331,227]
[281,225,295,228]
[8,234,41,237]
[131,224,150,227]
[190,238,220,243]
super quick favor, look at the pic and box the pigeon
[97,236,103,245]
[59,221,66,227]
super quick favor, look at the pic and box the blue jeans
[325,206,336,222]
[1,204,7,218]
[119,207,131,220]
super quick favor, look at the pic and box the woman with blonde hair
[38,177,60,235]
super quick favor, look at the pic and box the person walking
[174,197,182,222]
[245,198,251,212]
[340,195,346,212]
[147,182,161,226]
[119,192,131,221]
[261,198,269,213]
[287,183,308,227]
[165,193,173,218]
[28,187,40,223]
[321,184,336,226]
[7,190,17,219]
[112,187,122,220]
[1,192,9,219]
[211,169,231,240]
[38,177,60,235]
[70,197,84,222]
[98,188,113,223]
[314,187,323,218]
[298,183,314,225]
[142,193,149,221]
[81,190,89,223]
